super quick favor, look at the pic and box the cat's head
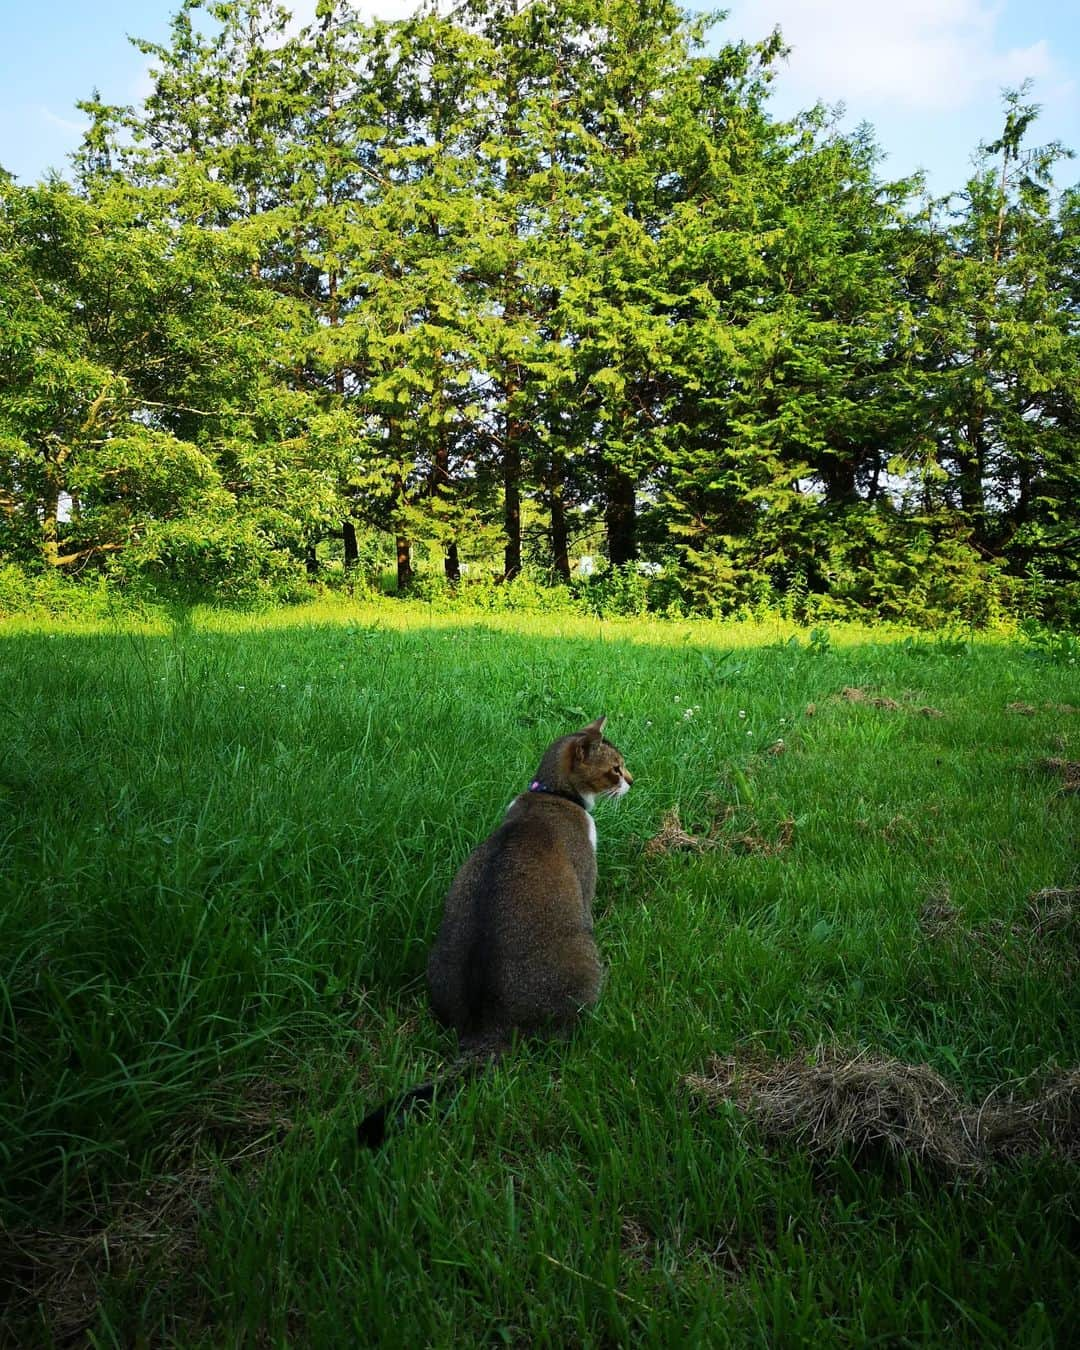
[564,716,633,804]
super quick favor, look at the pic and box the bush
[0,563,141,623]
[403,562,666,620]
[111,516,309,608]
[671,510,1035,630]
[407,567,586,615]
[571,562,654,618]
[1018,621,1080,668]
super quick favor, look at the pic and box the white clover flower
[738,709,746,719]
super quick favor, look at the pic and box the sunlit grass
[1,602,1076,1344]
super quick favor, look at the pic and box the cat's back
[427,796,597,1035]
[435,795,594,935]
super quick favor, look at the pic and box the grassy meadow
[1,601,1077,1346]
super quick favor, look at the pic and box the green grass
[1,601,1077,1346]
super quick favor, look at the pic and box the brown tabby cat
[357,717,631,1147]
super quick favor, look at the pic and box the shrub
[571,562,653,618]
[110,516,308,608]
[0,563,139,622]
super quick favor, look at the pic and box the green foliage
[571,562,654,619]
[1018,620,1080,668]
[0,562,141,622]
[0,172,315,588]
[812,516,1023,629]
[409,567,585,616]
[672,509,1032,629]
[112,514,309,607]
[2,5,1077,624]
[673,549,764,618]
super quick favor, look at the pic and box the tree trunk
[866,453,882,504]
[1014,460,1032,528]
[305,543,319,577]
[549,454,570,581]
[430,432,459,583]
[503,423,522,581]
[957,432,987,543]
[605,467,637,566]
[396,535,413,591]
[342,519,359,571]
[41,465,61,569]
[823,451,858,506]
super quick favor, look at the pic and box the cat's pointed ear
[572,716,606,763]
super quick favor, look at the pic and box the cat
[357,716,631,1147]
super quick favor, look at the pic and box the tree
[0,175,323,594]
[921,89,1079,581]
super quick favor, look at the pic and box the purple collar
[528,780,588,811]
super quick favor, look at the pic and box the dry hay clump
[1038,757,1080,793]
[840,686,901,710]
[1027,886,1080,934]
[1,1076,297,1344]
[644,807,720,857]
[643,806,794,858]
[837,687,944,717]
[919,886,1078,947]
[917,896,963,940]
[685,1048,1080,1178]
[1,1167,216,1345]
[1008,701,1078,716]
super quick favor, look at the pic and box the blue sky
[2,1,1077,195]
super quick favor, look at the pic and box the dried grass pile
[1,1075,297,1343]
[841,686,902,711]
[685,1048,1080,1177]
[919,887,1079,947]
[1039,757,1080,793]
[643,807,794,858]
[917,897,962,940]
[643,807,719,857]
[1026,887,1079,935]
[837,688,944,717]
[1,1170,216,1344]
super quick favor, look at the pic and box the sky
[1,0,1077,195]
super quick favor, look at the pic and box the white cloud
[130,63,157,103]
[725,1,1060,113]
[40,107,89,135]
[128,3,425,104]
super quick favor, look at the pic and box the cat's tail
[356,1038,504,1150]
[355,1080,440,1148]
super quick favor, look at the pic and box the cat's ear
[572,716,607,763]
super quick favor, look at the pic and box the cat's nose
[624,770,634,786]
